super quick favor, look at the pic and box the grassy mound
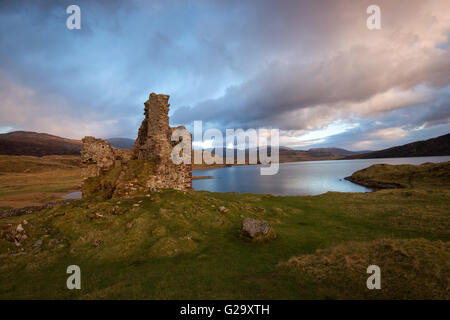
[347,161,450,189]
[279,238,450,299]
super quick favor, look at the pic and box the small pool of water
[62,191,82,199]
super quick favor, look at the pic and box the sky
[0,0,449,151]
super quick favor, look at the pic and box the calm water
[193,156,450,196]
[62,191,82,199]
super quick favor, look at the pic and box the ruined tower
[133,93,192,191]
[80,92,192,199]
[134,93,172,161]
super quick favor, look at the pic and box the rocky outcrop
[80,93,192,199]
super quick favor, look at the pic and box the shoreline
[344,176,405,190]
[192,155,450,171]
[192,176,214,180]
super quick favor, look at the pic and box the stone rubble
[0,223,28,246]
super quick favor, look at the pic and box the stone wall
[80,93,192,199]
[80,136,133,179]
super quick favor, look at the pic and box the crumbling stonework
[81,137,133,179]
[134,93,192,191]
[80,93,192,199]
[134,93,172,161]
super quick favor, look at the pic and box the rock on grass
[241,218,276,242]
[218,206,228,213]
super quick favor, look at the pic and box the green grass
[0,161,449,299]
[280,238,449,299]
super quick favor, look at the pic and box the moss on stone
[82,166,123,200]
[82,160,157,200]
[124,160,156,184]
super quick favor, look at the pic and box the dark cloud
[172,0,450,132]
[0,0,448,150]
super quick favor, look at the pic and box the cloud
[370,127,408,139]
[173,0,450,134]
[0,71,127,138]
[0,0,448,149]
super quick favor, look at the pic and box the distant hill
[212,147,342,163]
[0,132,138,157]
[3,130,447,161]
[279,148,340,162]
[0,131,82,156]
[106,138,135,149]
[345,133,450,159]
[307,147,371,156]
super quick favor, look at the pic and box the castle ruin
[80,93,192,199]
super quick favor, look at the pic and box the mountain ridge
[307,147,371,156]
[1,131,449,160]
[0,131,82,157]
[344,133,450,159]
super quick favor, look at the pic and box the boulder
[32,239,42,248]
[218,206,228,213]
[241,218,276,241]
[16,224,24,233]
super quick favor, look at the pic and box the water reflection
[193,156,450,196]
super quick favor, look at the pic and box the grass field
[0,155,81,208]
[0,159,449,299]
